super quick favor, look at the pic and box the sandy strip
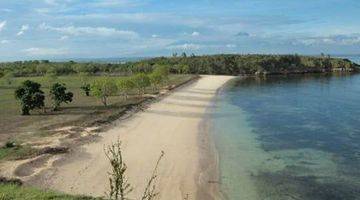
[32,75,234,200]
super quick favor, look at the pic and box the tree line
[14,65,170,115]
[1,54,358,78]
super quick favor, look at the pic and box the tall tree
[15,80,45,115]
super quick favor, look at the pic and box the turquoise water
[212,73,360,200]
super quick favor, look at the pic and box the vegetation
[50,83,74,111]
[14,80,45,115]
[91,78,118,106]
[0,144,39,160]
[80,84,91,96]
[0,183,98,200]
[132,73,151,95]
[105,140,164,200]
[117,78,135,100]
[0,55,358,78]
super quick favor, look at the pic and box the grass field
[0,74,196,160]
[0,183,100,200]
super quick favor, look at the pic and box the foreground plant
[105,141,164,200]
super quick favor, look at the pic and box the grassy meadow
[0,74,195,160]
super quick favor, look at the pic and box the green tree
[14,80,45,115]
[117,78,135,100]
[50,83,74,111]
[80,83,91,96]
[132,73,150,95]
[91,78,118,106]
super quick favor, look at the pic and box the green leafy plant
[132,73,150,95]
[14,80,45,115]
[50,83,74,111]
[91,78,118,106]
[117,78,135,100]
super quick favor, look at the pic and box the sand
[31,75,234,200]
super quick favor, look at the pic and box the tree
[14,80,45,115]
[50,83,73,111]
[117,78,135,100]
[91,78,118,106]
[132,73,150,95]
[80,83,91,96]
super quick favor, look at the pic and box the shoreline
[197,76,238,200]
[16,75,235,199]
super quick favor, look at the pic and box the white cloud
[89,0,145,8]
[23,47,68,56]
[39,23,139,38]
[35,8,51,14]
[17,24,29,36]
[0,21,7,32]
[226,44,237,48]
[191,31,200,36]
[295,34,360,46]
[167,43,202,50]
[151,34,158,38]
[59,35,69,40]
[0,40,9,44]
[44,0,60,6]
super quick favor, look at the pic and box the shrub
[117,78,135,100]
[91,78,118,106]
[132,73,150,95]
[81,84,91,96]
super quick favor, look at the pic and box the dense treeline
[0,54,359,77]
[144,54,360,75]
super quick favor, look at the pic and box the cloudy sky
[0,0,359,61]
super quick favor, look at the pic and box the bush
[131,73,150,95]
[5,141,16,148]
[91,78,118,106]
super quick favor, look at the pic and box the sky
[0,0,359,61]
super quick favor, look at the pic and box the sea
[211,55,360,199]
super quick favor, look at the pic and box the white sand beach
[33,75,234,200]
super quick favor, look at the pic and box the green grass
[0,74,196,153]
[0,145,40,161]
[0,184,100,200]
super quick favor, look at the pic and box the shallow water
[212,73,360,200]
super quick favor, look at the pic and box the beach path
[33,75,234,200]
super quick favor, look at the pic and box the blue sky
[0,0,359,61]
